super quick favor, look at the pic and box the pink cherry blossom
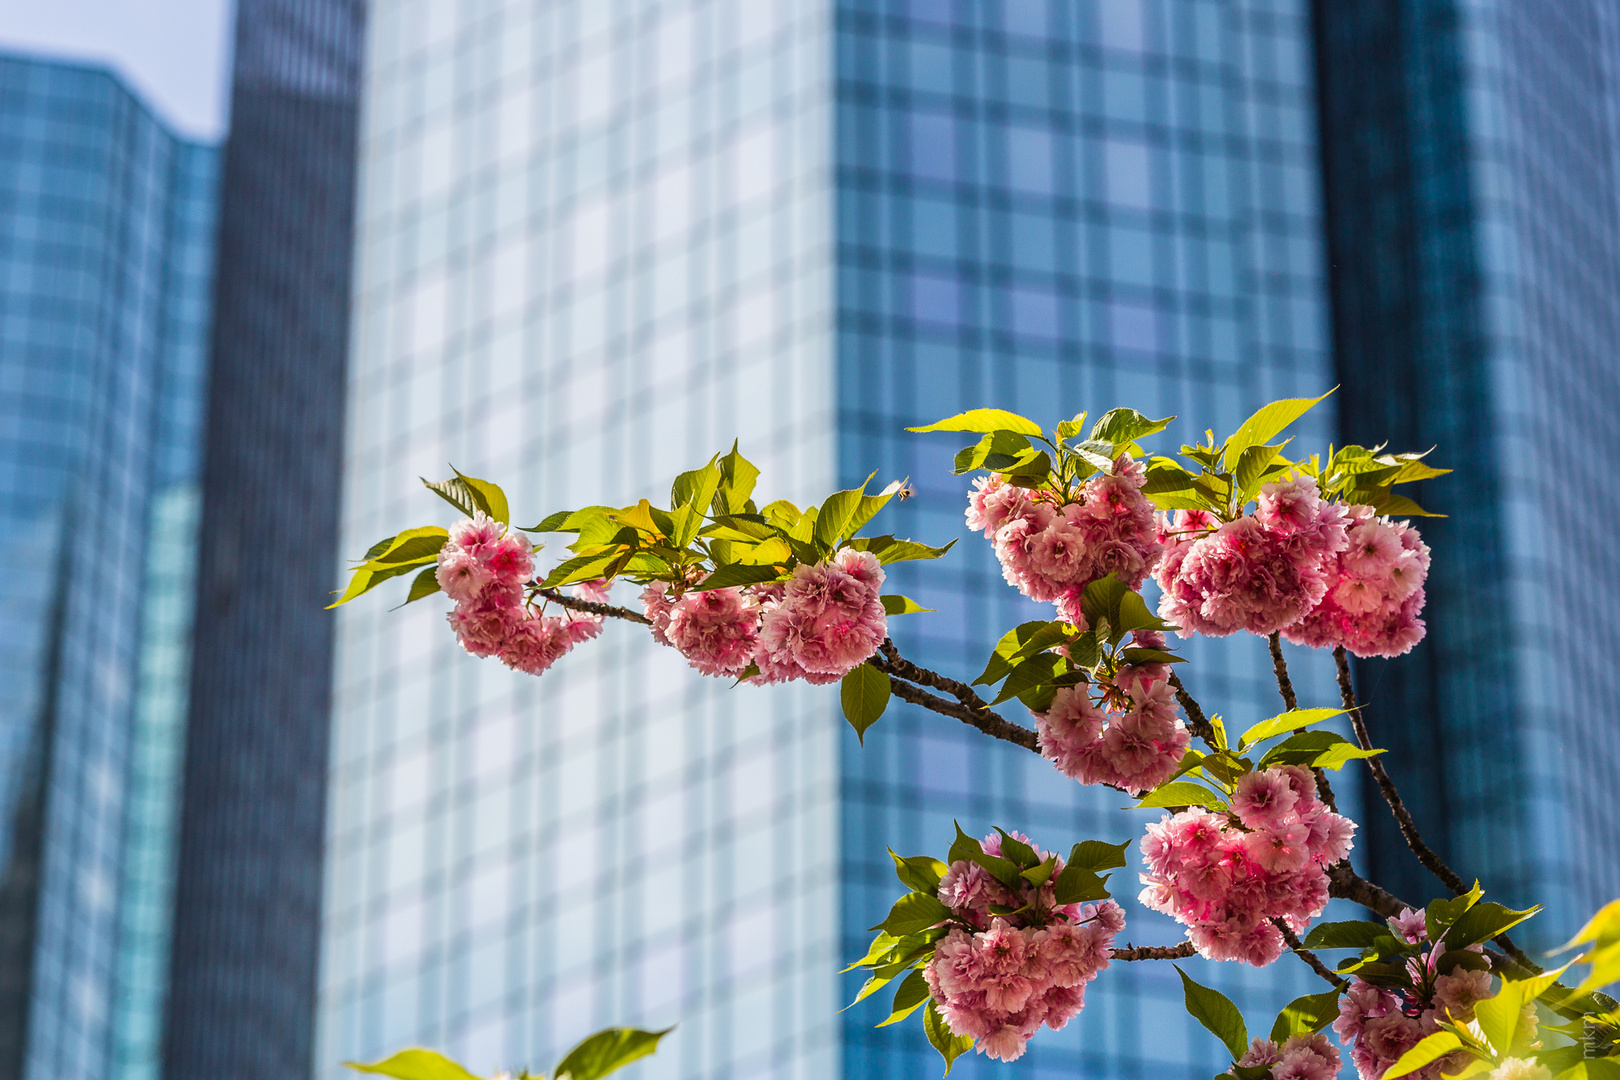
[1282,506,1431,658]
[1035,681,1189,796]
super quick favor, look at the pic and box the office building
[0,52,219,1080]
[319,1,1344,1078]
[1316,0,1620,943]
[163,0,366,1077]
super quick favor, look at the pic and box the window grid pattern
[0,53,218,1080]
[830,2,1356,1077]
[318,2,841,1079]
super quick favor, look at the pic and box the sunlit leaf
[553,1026,673,1080]
[1176,966,1249,1062]
[908,409,1045,438]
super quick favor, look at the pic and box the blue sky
[0,0,235,140]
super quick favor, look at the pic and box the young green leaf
[1176,965,1249,1062]
[553,1026,674,1080]
[1258,730,1384,771]
[841,663,891,744]
[1426,882,1485,943]
[1445,901,1542,951]
[1222,390,1334,472]
[1300,920,1392,951]
[1055,411,1088,441]
[716,441,761,513]
[1136,781,1230,811]
[924,999,975,1076]
[870,892,954,936]
[881,594,935,616]
[1270,984,1348,1044]
[908,409,1045,438]
[1067,839,1131,873]
[344,1048,480,1080]
[372,526,450,564]
[403,566,442,605]
[876,968,931,1027]
[693,564,784,591]
[1237,708,1345,750]
[1089,408,1175,451]
[890,850,948,894]
[975,621,1069,686]
[1051,864,1111,905]
[1080,574,1130,629]
[1381,1031,1465,1079]
[328,559,429,609]
[988,652,1065,706]
[816,477,876,549]
[953,430,1036,475]
[994,829,1040,869]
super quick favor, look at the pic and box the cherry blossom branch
[1267,631,1299,711]
[868,644,1042,753]
[1325,862,1409,920]
[1166,671,1219,746]
[1109,942,1197,961]
[1273,919,1341,985]
[536,587,652,625]
[1332,647,1471,902]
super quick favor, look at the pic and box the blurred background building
[4,1,1620,1079]
[0,52,218,1080]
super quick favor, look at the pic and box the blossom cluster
[1033,633,1190,795]
[438,514,605,675]
[1283,504,1431,658]
[1139,766,1356,965]
[1334,909,1498,1080]
[1235,1033,1342,1080]
[925,833,1123,1063]
[642,548,888,685]
[1155,478,1351,638]
[966,455,1161,623]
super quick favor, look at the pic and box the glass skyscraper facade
[321,1,1350,1079]
[0,52,218,1080]
[1315,0,1620,947]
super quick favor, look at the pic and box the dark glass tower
[1314,0,1620,942]
[0,53,219,1080]
[163,0,365,1076]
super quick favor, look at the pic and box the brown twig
[1325,862,1410,921]
[1110,942,1197,961]
[1167,671,1218,746]
[1268,631,1298,710]
[1273,919,1341,985]
[535,587,652,625]
[867,650,1042,754]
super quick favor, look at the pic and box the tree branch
[1273,919,1341,985]
[1110,942,1197,962]
[536,587,652,625]
[1268,631,1298,711]
[1325,862,1411,921]
[1167,671,1218,746]
[868,647,1042,754]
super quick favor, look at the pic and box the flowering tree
[336,395,1620,1080]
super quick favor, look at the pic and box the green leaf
[1115,590,1171,635]
[890,851,948,894]
[994,829,1040,868]
[553,1026,674,1080]
[1554,1059,1620,1080]
[1021,856,1058,888]
[1579,939,1620,992]
[1089,408,1175,451]
[716,441,761,513]
[881,594,934,616]
[1426,882,1485,943]
[876,968,931,1027]
[1270,984,1348,1043]
[1176,965,1249,1062]
[923,1000,975,1076]
[1301,921,1392,950]
[328,559,429,609]
[908,409,1045,438]
[948,824,1023,889]
[849,536,957,564]
[1238,708,1345,749]
[693,564,784,591]
[1557,899,1620,954]
[1233,441,1291,505]
[1055,412,1088,441]
[1136,781,1229,811]
[816,477,876,549]
[404,566,442,605]
[1446,901,1542,950]
[988,652,1064,706]
[975,621,1069,686]
[672,464,723,546]
[1067,839,1131,873]
[1080,574,1130,629]
[1258,730,1384,771]
[871,892,954,936]
[952,431,1036,475]
[1222,391,1333,472]
[1051,864,1111,905]
[841,664,891,744]
[947,823,984,865]
[372,526,450,564]
[1381,1031,1463,1079]
[343,1049,479,1080]
[542,552,621,588]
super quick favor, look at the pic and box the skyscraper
[1315,0,1620,944]
[319,1,1343,1079]
[0,52,219,1080]
[164,0,366,1076]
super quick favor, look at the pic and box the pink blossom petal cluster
[1333,908,1494,1080]
[924,833,1123,1063]
[1236,1033,1341,1080]
[640,549,888,685]
[1282,504,1430,658]
[967,457,1161,612]
[1138,766,1355,965]
[1155,478,1350,637]
[1034,661,1190,795]
[439,514,604,675]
